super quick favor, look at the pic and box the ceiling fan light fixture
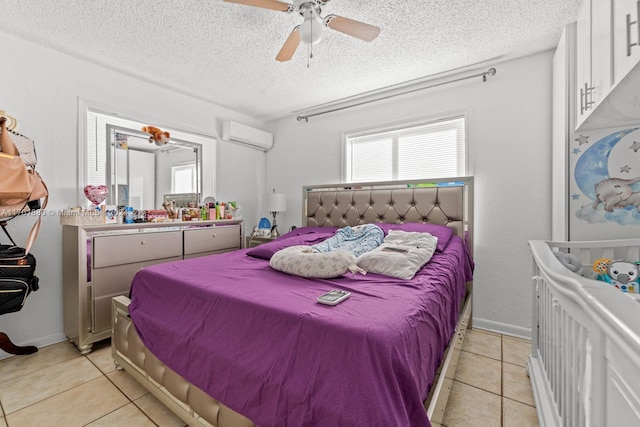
[225,0,380,62]
[300,16,323,45]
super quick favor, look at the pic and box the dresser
[62,220,242,353]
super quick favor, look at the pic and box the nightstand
[246,235,277,248]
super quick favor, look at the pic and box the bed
[111,178,474,427]
[528,239,640,427]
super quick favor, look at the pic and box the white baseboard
[0,332,67,360]
[472,317,532,340]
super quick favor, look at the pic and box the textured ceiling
[0,0,583,121]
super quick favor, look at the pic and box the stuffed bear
[554,251,582,275]
[593,258,640,293]
[141,125,170,146]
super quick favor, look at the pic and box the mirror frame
[77,98,217,208]
[106,124,203,209]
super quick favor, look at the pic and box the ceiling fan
[224,0,381,62]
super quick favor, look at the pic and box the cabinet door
[613,0,640,83]
[576,0,593,124]
[592,0,613,103]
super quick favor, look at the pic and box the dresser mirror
[78,100,216,210]
[105,124,201,210]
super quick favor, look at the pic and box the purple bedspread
[129,228,473,427]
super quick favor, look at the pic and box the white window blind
[345,116,466,182]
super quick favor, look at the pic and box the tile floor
[0,329,538,426]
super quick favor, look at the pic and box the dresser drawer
[183,225,240,255]
[93,231,182,268]
[92,256,182,297]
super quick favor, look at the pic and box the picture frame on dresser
[62,219,242,354]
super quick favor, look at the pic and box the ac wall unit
[222,120,274,151]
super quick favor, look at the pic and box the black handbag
[0,228,39,316]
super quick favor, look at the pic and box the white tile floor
[0,329,538,426]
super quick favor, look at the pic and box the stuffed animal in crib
[554,252,582,275]
[141,125,170,146]
[593,258,640,293]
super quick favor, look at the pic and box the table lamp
[267,191,287,238]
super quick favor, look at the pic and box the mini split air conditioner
[222,120,274,151]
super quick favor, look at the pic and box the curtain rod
[296,67,497,122]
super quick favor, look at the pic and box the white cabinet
[576,0,614,128]
[576,0,640,130]
[613,0,640,83]
[62,220,242,353]
[592,0,614,102]
[576,0,593,125]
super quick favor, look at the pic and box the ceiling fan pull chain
[307,21,314,68]
[307,22,314,68]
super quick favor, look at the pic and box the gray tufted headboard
[303,177,473,255]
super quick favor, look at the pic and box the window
[344,116,466,182]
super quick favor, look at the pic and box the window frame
[341,113,469,183]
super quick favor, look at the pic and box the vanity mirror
[78,100,216,210]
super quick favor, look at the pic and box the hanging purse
[0,224,39,315]
[6,128,37,168]
[0,118,30,199]
[0,117,45,316]
[0,118,48,217]
[0,152,31,203]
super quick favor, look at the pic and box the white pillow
[270,245,363,279]
[356,230,438,280]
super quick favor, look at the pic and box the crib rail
[528,239,640,427]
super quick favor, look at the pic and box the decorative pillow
[356,230,439,280]
[376,223,453,252]
[246,227,337,260]
[270,245,362,279]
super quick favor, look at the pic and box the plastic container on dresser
[62,220,243,354]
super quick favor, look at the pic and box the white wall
[266,52,554,336]
[0,31,554,352]
[0,33,267,355]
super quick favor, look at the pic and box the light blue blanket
[312,224,384,257]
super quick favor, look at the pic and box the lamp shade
[267,193,287,213]
[300,16,323,45]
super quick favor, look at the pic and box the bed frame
[528,239,640,427]
[112,177,474,427]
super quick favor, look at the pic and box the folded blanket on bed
[312,224,384,257]
[357,230,439,280]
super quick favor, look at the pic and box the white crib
[528,239,640,427]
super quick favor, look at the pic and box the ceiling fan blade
[224,0,292,12]
[325,15,380,42]
[276,27,301,62]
